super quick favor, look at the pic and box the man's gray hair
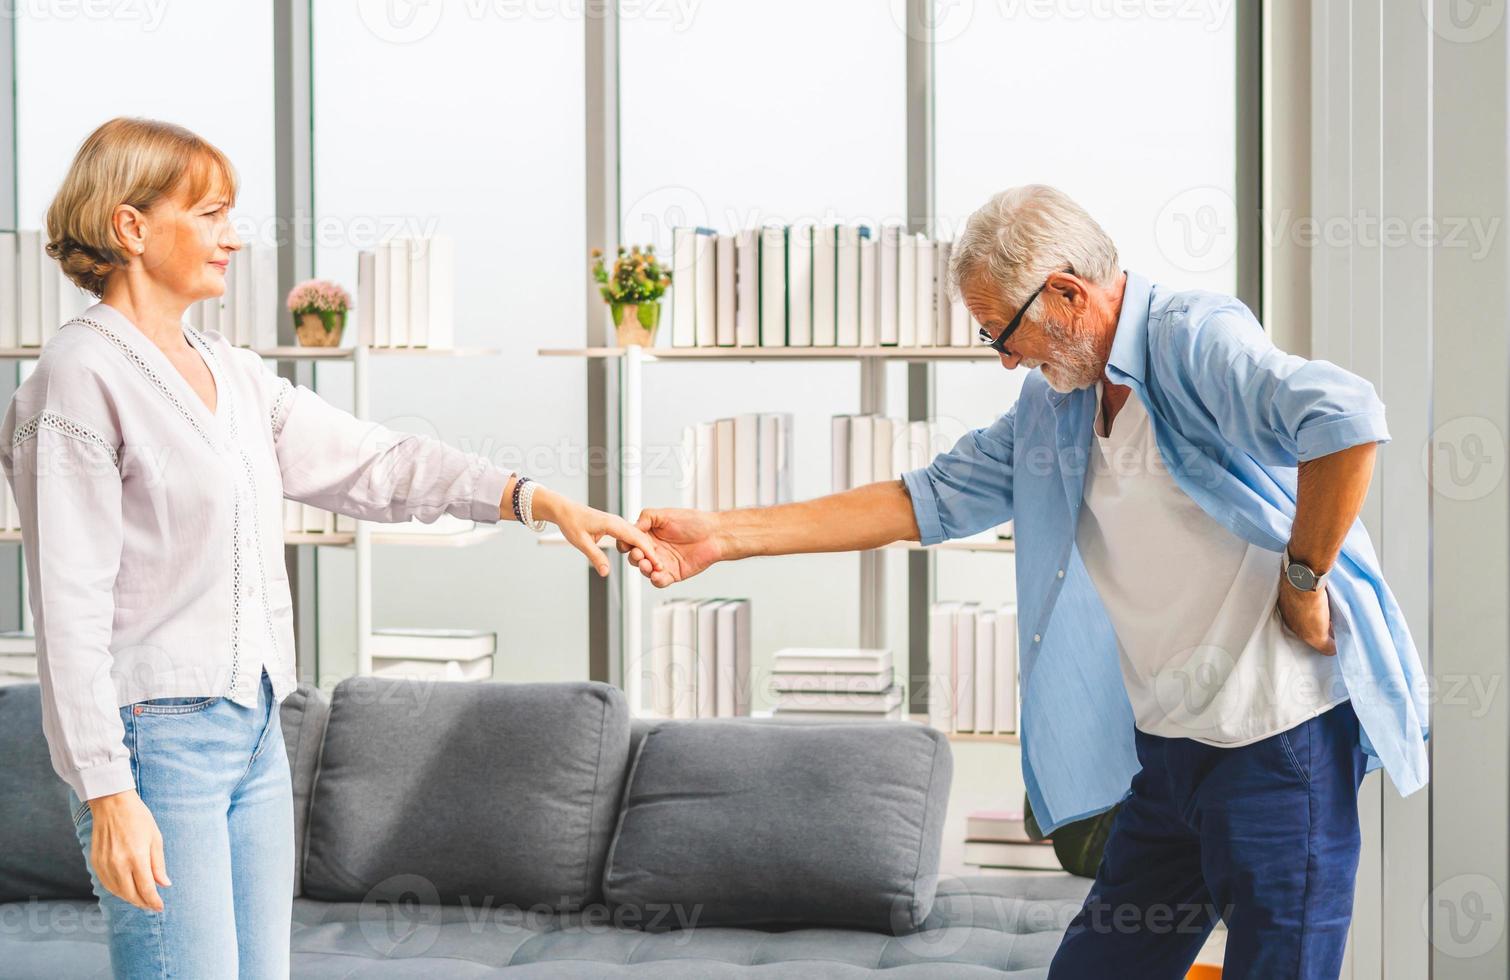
[949,185,1120,313]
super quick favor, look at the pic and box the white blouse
[0,302,514,802]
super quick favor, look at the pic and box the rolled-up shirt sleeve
[1168,303,1391,466]
[901,405,1017,547]
[5,415,133,802]
[262,367,513,525]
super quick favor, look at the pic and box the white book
[694,422,716,511]
[759,224,787,346]
[776,684,903,713]
[975,609,996,734]
[954,602,978,732]
[56,266,90,331]
[871,416,893,484]
[771,707,904,722]
[670,227,697,348]
[759,413,793,505]
[386,237,410,347]
[908,420,933,472]
[830,415,851,494]
[304,503,332,533]
[836,225,861,346]
[373,238,391,347]
[733,414,759,509]
[17,231,39,346]
[928,601,959,731]
[234,245,255,346]
[369,627,496,661]
[935,240,953,348]
[283,499,302,534]
[848,415,874,491]
[695,227,718,348]
[858,233,877,347]
[715,417,736,511]
[679,426,696,508]
[716,599,751,716]
[735,228,759,346]
[715,233,736,347]
[786,223,813,347]
[811,224,837,346]
[898,232,917,347]
[670,600,698,719]
[651,601,678,717]
[38,243,59,345]
[771,647,892,674]
[357,250,376,347]
[254,245,280,349]
[0,232,16,348]
[951,289,972,347]
[371,656,493,682]
[878,225,899,346]
[771,670,893,694]
[696,599,723,719]
[914,236,935,346]
[420,235,455,348]
[995,604,1019,734]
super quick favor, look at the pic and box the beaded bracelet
[514,477,547,533]
[511,475,531,524]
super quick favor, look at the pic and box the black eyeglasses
[977,266,1074,355]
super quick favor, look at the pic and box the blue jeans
[1048,697,1369,980]
[67,665,294,979]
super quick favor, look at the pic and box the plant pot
[295,310,346,347]
[611,302,661,347]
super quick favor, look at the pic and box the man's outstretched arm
[620,480,921,588]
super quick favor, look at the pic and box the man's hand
[618,509,725,588]
[1277,578,1336,655]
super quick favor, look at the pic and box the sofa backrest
[0,683,94,903]
[299,676,630,911]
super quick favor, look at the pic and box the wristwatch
[1282,546,1330,592]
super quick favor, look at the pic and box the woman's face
[134,175,241,304]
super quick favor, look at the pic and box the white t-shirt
[1074,381,1349,746]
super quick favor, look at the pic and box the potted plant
[287,279,353,347]
[591,244,672,347]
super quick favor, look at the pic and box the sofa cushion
[302,677,630,910]
[278,681,332,899]
[0,683,92,902]
[604,719,952,933]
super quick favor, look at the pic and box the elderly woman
[0,116,660,978]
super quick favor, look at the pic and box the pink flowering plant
[286,279,352,317]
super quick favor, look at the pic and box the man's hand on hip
[1277,577,1337,655]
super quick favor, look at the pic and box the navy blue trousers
[1048,697,1369,980]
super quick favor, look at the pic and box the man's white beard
[1040,318,1104,392]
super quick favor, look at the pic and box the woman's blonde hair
[45,117,238,297]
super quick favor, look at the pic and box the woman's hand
[529,487,664,578]
[86,790,171,912]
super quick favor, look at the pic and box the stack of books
[0,231,94,347]
[680,413,794,510]
[283,500,357,537]
[928,602,1019,735]
[649,599,752,719]
[769,647,904,721]
[186,243,279,348]
[667,224,982,349]
[0,630,36,687]
[370,627,496,681]
[962,809,1059,872]
[355,234,455,348]
[831,416,946,491]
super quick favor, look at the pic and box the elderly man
[620,184,1429,979]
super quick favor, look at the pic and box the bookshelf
[257,342,501,676]
[540,343,1017,739]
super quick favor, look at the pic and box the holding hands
[617,508,725,587]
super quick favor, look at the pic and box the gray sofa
[0,676,1090,977]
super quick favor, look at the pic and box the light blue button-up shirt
[902,271,1430,835]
